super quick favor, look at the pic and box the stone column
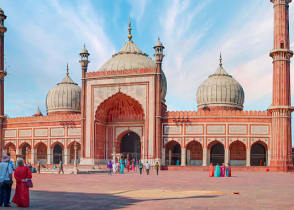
[246,148,250,166]
[64,149,69,165]
[225,147,229,165]
[47,148,52,165]
[202,147,207,166]
[168,150,171,165]
[30,148,35,165]
[181,147,186,166]
[161,147,165,165]
[186,150,190,166]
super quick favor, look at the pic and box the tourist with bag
[0,154,13,207]
[12,158,32,208]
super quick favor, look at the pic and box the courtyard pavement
[5,169,294,209]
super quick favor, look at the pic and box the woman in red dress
[12,158,32,208]
[209,163,214,177]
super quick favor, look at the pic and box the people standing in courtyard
[107,160,112,175]
[37,160,41,174]
[127,159,130,172]
[139,161,143,175]
[120,159,124,174]
[220,163,226,177]
[155,162,159,175]
[0,154,13,207]
[226,164,231,177]
[214,163,220,177]
[209,163,214,177]
[12,158,32,208]
[145,161,150,175]
[58,160,64,174]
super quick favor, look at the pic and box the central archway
[210,142,224,165]
[120,132,141,160]
[250,142,267,166]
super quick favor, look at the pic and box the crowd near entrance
[120,132,141,160]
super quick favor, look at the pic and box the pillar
[246,148,250,166]
[161,147,165,165]
[47,148,52,165]
[202,147,207,166]
[181,147,186,166]
[64,148,69,164]
[30,148,35,164]
[187,150,190,165]
[168,150,171,165]
[225,147,229,165]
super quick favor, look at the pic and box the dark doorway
[120,132,141,160]
[250,143,266,166]
[53,144,63,164]
[172,143,181,165]
[210,143,224,165]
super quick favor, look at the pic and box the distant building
[0,1,293,171]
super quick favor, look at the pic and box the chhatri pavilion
[0,0,293,171]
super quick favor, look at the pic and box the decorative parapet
[86,68,155,78]
[4,113,81,124]
[165,110,271,118]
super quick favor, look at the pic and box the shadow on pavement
[22,189,221,210]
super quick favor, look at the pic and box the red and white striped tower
[269,0,293,171]
[0,9,7,159]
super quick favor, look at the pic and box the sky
[1,0,294,143]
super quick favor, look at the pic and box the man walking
[0,154,13,207]
[58,160,64,174]
[37,160,41,174]
[139,161,143,175]
[145,161,150,175]
[155,162,159,176]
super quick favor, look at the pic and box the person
[209,163,214,177]
[226,164,231,177]
[139,161,143,175]
[214,163,220,177]
[145,161,150,175]
[58,160,64,174]
[176,159,180,166]
[37,160,41,174]
[0,154,13,207]
[127,160,130,172]
[112,161,117,174]
[220,163,226,177]
[107,160,112,175]
[12,158,32,208]
[132,158,135,172]
[155,162,159,176]
[7,153,15,206]
[120,159,124,174]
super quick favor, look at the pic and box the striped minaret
[269,0,293,171]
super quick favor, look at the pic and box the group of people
[209,163,231,177]
[107,158,160,176]
[0,154,32,208]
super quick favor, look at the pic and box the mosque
[0,0,293,171]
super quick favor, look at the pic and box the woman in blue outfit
[214,163,220,177]
[120,159,124,174]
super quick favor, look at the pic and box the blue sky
[2,0,294,143]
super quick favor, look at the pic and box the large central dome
[196,55,244,110]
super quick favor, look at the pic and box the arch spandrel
[163,138,182,147]
[229,138,247,148]
[250,138,268,149]
[185,138,203,148]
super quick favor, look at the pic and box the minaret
[79,45,90,158]
[0,9,7,158]
[154,37,164,163]
[269,0,293,171]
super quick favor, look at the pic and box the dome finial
[66,63,69,76]
[219,52,223,67]
[128,17,132,41]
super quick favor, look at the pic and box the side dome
[46,66,81,115]
[196,55,244,110]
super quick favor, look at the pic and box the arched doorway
[120,132,141,160]
[53,144,63,164]
[165,141,181,165]
[186,141,203,166]
[5,143,16,163]
[69,142,81,164]
[210,142,224,165]
[36,143,47,164]
[230,141,246,166]
[250,142,266,166]
[20,143,31,164]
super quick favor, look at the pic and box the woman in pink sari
[132,159,135,172]
[12,158,32,208]
[220,163,226,177]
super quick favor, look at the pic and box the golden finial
[219,52,222,67]
[128,17,132,41]
[66,63,69,76]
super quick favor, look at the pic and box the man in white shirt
[0,154,13,207]
[145,161,150,175]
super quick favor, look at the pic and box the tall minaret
[79,45,90,159]
[154,37,164,163]
[0,9,7,158]
[269,0,293,171]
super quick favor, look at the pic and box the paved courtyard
[6,169,294,209]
